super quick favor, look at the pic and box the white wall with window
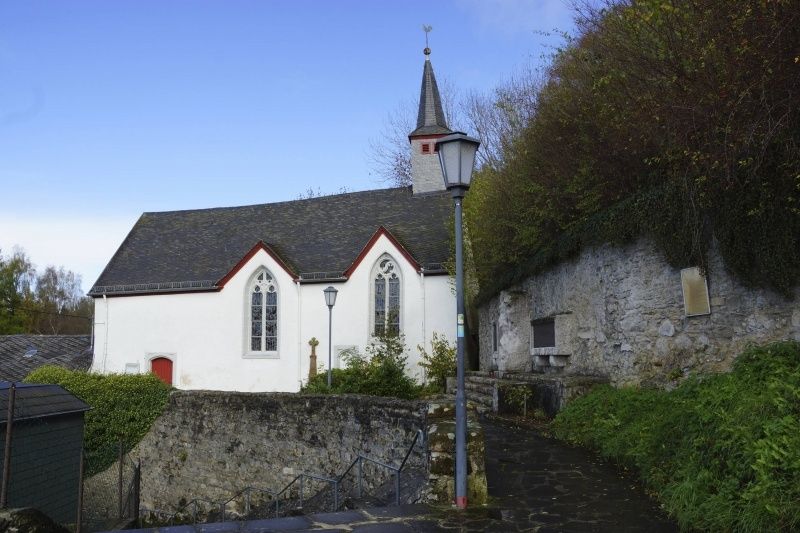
[297,232,453,385]
[92,235,455,392]
[92,247,301,392]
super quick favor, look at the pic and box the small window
[491,321,498,353]
[532,318,555,348]
[124,363,140,374]
[421,143,431,154]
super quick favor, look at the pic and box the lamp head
[435,132,480,194]
[323,286,338,308]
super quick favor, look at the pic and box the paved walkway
[470,416,678,531]
[117,417,677,532]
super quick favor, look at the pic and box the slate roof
[0,382,90,423]
[410,56,451,137]
[90,186,453,296]
[0,335,92,382]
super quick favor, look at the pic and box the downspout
[102,294,109,373]
[296,280,302,389]
[420,270,427,382]
[90,305,95,351]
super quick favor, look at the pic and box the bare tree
[368,78,464,187]
[34,266,85,334]
[369,64,542,186]
[462,65,542,170]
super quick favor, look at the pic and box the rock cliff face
[480,239,800,384]
[131,392,428,512]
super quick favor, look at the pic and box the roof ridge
[141,186,414,216]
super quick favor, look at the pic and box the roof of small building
[90,186,452,296]
[0,335,92,382]
[0,382,90,424]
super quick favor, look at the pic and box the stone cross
[308,337,319,379]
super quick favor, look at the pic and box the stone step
[464,381,495,396]
[465,392,493,408]
[465,375,500,386]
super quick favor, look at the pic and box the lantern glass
[435,132,480,189]
[323,286,338,308]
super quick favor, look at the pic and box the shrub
[466,0,800,300]
[24,366,172,475]
[418,332,456,393]
[302,332,419,399]
[552,341,800,532]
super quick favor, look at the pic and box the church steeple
[409,35,451,195]
[410,48,450,137]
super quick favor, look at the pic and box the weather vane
[423,24,432,55]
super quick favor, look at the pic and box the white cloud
[0,214,139,294]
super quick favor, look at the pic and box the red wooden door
[151,357,173,385]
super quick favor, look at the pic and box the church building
[89,50,457,392]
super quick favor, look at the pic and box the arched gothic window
[249,269,278,352]
[373,256,400,336]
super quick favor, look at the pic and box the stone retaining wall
[133,391,428,512]
[480,239,800,385]
[426,399,487,505]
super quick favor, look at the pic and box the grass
[552,341,800,532]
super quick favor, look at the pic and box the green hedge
[24,366,171,475]
[552,341,800,532]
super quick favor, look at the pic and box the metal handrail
[275,472,339,513]
[335,428,423,508]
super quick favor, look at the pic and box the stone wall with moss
[480,239,800,385]
[426,399,487,505]
[131,392,428,513]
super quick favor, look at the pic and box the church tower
[409,46,451,194]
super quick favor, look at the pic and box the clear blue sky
[0,0,575,292]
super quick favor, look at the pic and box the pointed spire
[409,39,451,137]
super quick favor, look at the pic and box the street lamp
[436,132,480,510]
[323,286,338,388]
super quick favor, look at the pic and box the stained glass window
[373,257,400,336]
[250,270,278,352]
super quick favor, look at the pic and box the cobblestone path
[447,416,679,532]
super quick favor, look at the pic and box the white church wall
[92,248,302,392]
[92,237,457,392]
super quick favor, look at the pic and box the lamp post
[323,286,338,388]
[436,132,480,510]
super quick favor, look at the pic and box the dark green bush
[552,341,800,531]
[24,366,171,475]
[302,333,419,399]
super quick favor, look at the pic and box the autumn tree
[465,0,800,298]
[0,247,92,335]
